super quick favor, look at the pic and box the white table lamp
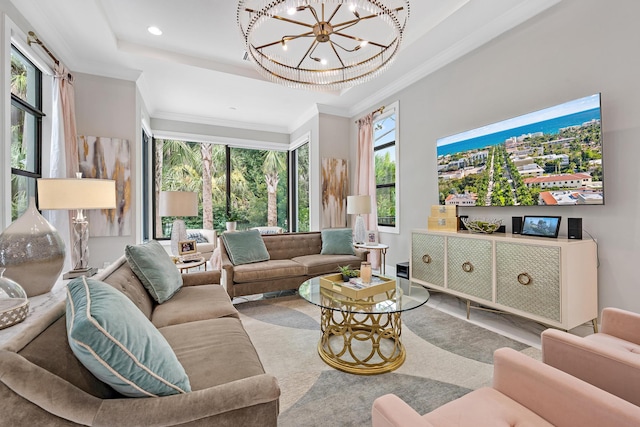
[37,173,117,278]
[347,195,371,244]
[160,191,198,256]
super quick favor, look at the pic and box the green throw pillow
[321,228,356,255]
[66,277,191,397]
[125,240,183,303]
[221,229,270,266]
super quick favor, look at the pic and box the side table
[354,243,389,274]
[176,257,207,273]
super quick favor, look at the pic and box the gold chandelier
[237,0,410,90]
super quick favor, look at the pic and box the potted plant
[337,265,358,282]
[225,211,239,232]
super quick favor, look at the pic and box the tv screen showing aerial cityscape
[437,93,603,207]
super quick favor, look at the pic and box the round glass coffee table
[298,275,429,375]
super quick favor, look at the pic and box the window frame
[373,102,400,234]
[9,44,44,221]
[289,132,310,232]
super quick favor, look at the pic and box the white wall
[74,72,137,267]
[351,0,640,313]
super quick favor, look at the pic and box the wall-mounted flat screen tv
[437,93,603,207]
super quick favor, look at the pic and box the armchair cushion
[125,240,183,303]
[66,277,191,397]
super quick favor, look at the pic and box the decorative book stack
[427,205,459,232]
[319,273,396,299]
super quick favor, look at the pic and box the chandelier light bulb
[360,40,369,48]
[287,7,296,15]
[321,58,328,65]
[281,40,288,51]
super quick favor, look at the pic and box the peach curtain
[356,114,380,269]
[45,64,79,270]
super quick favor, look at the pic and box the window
[10,46,43,221]
[291,141,309,232]
[152,138,289,237]
[373,108,398,231]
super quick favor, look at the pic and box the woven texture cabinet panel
[411,233,445,287]
[496,242,561,322]
[447,237,492,301]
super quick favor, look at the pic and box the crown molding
[151,130,289,152]
[152,111,290,134]
[347,0,562,118]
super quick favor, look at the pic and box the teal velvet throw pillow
[221,229,270,266]
[321,228,356,255]
[66,277,191,397]
[125,240,183,303]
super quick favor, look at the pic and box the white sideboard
[411,229,598,331]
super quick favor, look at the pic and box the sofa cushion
[320,228,355,255]
[221,229,270,265]
[292,254,366,276]
[233,259,306,283]
[151,284,239,328]
[101,261,154,319]
[125,240,183,303]
[159,317,266,391]
[66,276,191,397]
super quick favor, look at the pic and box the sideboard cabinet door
[411,233,445,287]
[495,242,561,323]
[447,236,493,302]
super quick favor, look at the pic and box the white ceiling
[10,0,561,134]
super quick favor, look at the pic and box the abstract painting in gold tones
[321,158,348,228]
[77,136,131,237]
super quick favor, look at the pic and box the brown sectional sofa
[219,231,369,298]
[0,255,279,426]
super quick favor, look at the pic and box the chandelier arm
[254,31,315,50]
[329,41,347,67]
[271,14,315,28]
[326,4,342,24]
[333,32,390,49]
[297,39,319,69]
[308,6,321,25]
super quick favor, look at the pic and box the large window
[153,138,288,237]
[291,141,309,232]
[373,109,398,230]
[10,46,43,221]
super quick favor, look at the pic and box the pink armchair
[372,348,640,427]
[542,307,640,406]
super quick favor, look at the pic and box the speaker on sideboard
[512,216,523,235]
[568,217,582,240]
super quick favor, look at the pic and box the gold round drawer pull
[518,273,532,286]
[422,254,432,264]
[462,261,474,273]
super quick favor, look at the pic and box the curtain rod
[355,105,385,123]
[27,31,60,66]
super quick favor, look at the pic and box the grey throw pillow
[221,230,270,265]
[321,228,356,255]
[125,240,183,303]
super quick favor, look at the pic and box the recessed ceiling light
[147,26,162,36]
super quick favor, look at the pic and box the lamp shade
[37,178,116,210]
[347,195,372,215]
[159,191,198,217]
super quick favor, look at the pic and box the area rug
[236,295,541,426]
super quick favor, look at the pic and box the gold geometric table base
[317,307,405,375]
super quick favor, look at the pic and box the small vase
[0,198,65,297]
[226,221,237,232]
